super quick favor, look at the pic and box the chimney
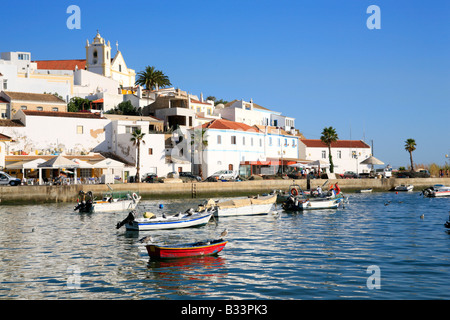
[200,92,204,102]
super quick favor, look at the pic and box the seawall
[1,177,449,205]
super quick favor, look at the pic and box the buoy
[159,204,164,209]
[396,192,398,194]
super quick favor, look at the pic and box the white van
[375,168,392,178]
[0,171,21,186]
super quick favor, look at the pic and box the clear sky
[3,0,450,167]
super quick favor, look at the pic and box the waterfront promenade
[1,177,449,204]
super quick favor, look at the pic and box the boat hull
[213,194,277,217]
[283,195,344,211]
[91,200,139,213]
[146,240,228,259]
[125,212,212,231]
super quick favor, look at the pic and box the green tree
[106,100,138,115]
[130,128,146,182]
[67,97,91,112]
[320,126,339,173]
[404,138,417,171]
[135,66,172,91]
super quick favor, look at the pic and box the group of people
[439,169,450,178]
[315,182,341,197]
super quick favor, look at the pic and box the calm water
[1,191,450,300]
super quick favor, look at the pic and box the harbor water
[1,191,450,300]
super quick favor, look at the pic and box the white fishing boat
[282,194,345,211]
[394,184,414,192]
[74,190,141,213]
[356,188,373,193]
[422,185,450,198]
[205,194,277,217]
[116,209,214,231]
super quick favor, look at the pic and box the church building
[85,31,136,89]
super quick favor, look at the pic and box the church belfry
[85,30,111,77]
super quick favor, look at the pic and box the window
[36,106,43,111]
[278,138,280,146]
[207,109,211,115]
[21,106,27,110]
[52,107,59,112]
[3,79,7,90]
[18,53,30,60]
[269,137,272,146]
[284,139,288,146]
[292,139,296,147]
[337,150,342,159]
[231,136,236,145]
[77,125,84,134]
[321,150,326,159]
[196,107,201,113]
[242,137,245,145]
[217,135,221,145]
[260,139,262,147]
[148,148,153,155]
[119,64,122,72]
[251,137,254,146]
[125,126,138,134]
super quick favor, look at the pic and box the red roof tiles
[202,119,260,132]
[34,59,86,71]
[300,139,370,148]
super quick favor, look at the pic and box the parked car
[0,171,21,186]
[142,173,158,183]
[179,172,202,181]
[374,168,392,178]
[343,171,359,179]
[208,170,237,181]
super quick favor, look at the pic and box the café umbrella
[360,155,384,170]
[37,155,80,185]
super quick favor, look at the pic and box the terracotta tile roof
[33,59,86,70]
[190,99,213,106]
[0,133,12,140]
[300,139,370,148]
[0,119,24,127]
[22,110,106,119]
[3,91,66,103]
[201,119,260,132]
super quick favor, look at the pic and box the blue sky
[3,0,450,167]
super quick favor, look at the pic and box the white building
[298,139,372,174]
[105,114,190,180]
[0,52,72,102]
[215,99,299,135]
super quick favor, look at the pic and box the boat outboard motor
[116,210,137,229]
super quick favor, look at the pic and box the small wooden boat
[394,184,414,192]
[116,209,213,231]
[74,190,141,213]
[356,188,373,193]
[423,185,450,198]
[282,194,345,211]
[203,194,277,217]
[146,239,228,259]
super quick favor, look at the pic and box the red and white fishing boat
[146,239,228,259]
[423,185,450,198]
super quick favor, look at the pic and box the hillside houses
[0,31,374,182]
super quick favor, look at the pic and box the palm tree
[130,128,146,182]
[404,138,416,171]
[320,126,339,173]
[135,66,172,91]
[191,129,208,179]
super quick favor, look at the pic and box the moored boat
[116,208,214,231]
[394,184,414,192]
[204,194,277,217]
[74,190,141,213]
[356,188,373,193]
[282,194,345,211]
[423,185,450,198]
[146,239,228,259]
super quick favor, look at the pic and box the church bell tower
[85,30,111,77]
